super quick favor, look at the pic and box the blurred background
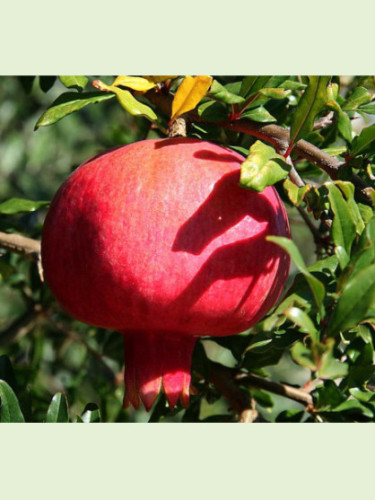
[0,76,315,422]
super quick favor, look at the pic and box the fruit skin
[41,137,290,410]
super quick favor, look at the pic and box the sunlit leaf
[171,75,213,123]
[59,76,88,91]
[0,197,50,214]
[35,91,114,128]
[343,87,373,111]
[288,76,331,153]
[258,88,291,99]
[239,140,290,192]
[285,307,319,341]
[241,106,276,123]
[92,80,157,121]
[208,80,244,104]
[113,76,157,92]
[283,178,310,206]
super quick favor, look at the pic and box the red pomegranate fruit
[41,138,290,411]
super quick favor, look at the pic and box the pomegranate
[41,138,290,411]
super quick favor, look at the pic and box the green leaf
[285,307,319,341]
[0,197,50,214]
[114,87,157,121]
[350,124,375,156]
[35,92,115,129]
[337,110,352,143]
[241,106,276,123]
[0,260,14,281]
[288,76,331,153]
[342,87,373,111]
[266,236,325,311]
[39,76,56,93]
[290,342,316,370]
[326,183,357,261]
[279,80,307,91]
[283,177,310,206]
[240,76,271,97]
[258,88,291,100]
[358,103,375,114]
[46,392,69,423]
[0,356,17,390]
[239,141,290,192]
[313,380,345,410]
[0,380,25,423]
[59,75,89,91]
[81,403,101,423]
[332,398,373,419]
[327,263,375,335]
[208,80,244,104]
[319,339,348,379]
[349,387,375,403]
[198,100,228,122]
[251,389,274,408]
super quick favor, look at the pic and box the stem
[0,231,40,259]
[209,361,313,409]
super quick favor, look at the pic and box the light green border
[1,0,375,497]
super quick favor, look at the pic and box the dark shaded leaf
[267,236,325,311]
[327,264,375,335]
[0,380,25,423]
[46,392,69,423]
[350,124,375,156]
[39,76,56,93]
[81,402,101,423]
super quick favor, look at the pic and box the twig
[208,361,313,409]
[44,310,117,381]
[313,112,335,131]
[208,361,256,422]
[144,88,371,204]
[0,304,43,346]
[168,115,187,137]
[235,371,313,407]
[0,231,40,260]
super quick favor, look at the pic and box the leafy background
[1,75,375,422]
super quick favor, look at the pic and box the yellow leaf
[171,75,213,123]
[112,76,157,93]
[145,76,178,83]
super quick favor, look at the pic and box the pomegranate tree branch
[145,89,371,203]
[0,231,41,260]
[209,361,313,409]
[235,371,313,407]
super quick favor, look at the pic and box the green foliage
[1,75,375,422]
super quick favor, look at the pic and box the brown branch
[0,231,41,260]
[145,88,371,204]
[209,361,313,410]
[0,304,43,346]
[235,371,313,407]
[208,361,257,422]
